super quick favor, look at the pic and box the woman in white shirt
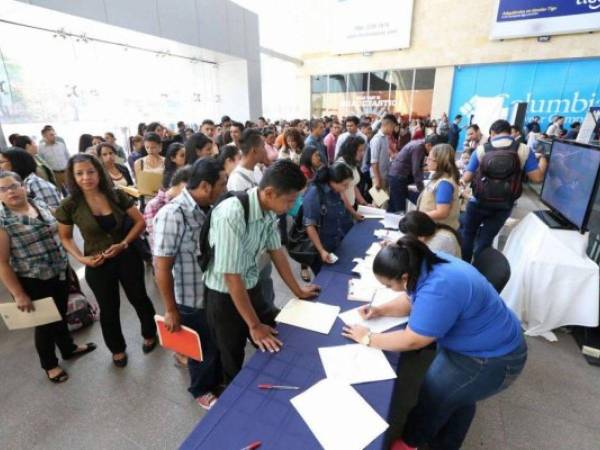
[278,128,304,165]
[398,210,462,258]
[336,135,369,221]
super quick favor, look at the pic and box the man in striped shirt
[204,160,320,383]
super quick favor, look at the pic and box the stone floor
[1,188,599,449]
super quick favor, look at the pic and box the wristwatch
[360,331,373,347]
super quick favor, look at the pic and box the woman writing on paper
[302,163,354,275]
[416,143,461,230]
[336,135,369,221]
[342,236,526,450]
[0,171,96,383]
[55,154,157,368]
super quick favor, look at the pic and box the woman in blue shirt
[343,236,527,450]
[303,163,354,275]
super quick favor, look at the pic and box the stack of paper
[381,213,402,230]
[368,187,390,208]
[339,300,409,333]
[357,205,386,218]
[348,280,398,303]
[365,242,383,256]
[290,378,389,450]
[275,299,340,334]
[318,344,397,385]
[374,229,404,243]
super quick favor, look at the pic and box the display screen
[541,141,600,230]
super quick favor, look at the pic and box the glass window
[328,74,347,93]
[389,70,414,92]
[347,73,368,92]
[414,69,436,90]
[368,71,390,93]
[311,75,328,94]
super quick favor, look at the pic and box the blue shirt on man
[408,253,523,358]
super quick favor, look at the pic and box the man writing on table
[204,160,320,383]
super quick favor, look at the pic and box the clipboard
[154,315,203,362]
[0,297,62,330]
[136,170,163,196]
[116,185,141,198]
[368,187,389,208]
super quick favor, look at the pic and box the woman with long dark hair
[336,135,369,220]
[96,143,134,187]
[184,133,213,165]
[342,236,527,450]
[55,154,157,367]
[78,134,94,153]
[162,142,186,189]
[302,162,354,275]
[298,145,322,181]
[398,211,462,258]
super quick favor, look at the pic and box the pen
[365,289,377,314]
[258,384,300,390]
[240,441,262,450]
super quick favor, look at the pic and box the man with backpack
[153,158,228,410]
[461,119,547,262]
[203,160,321,383]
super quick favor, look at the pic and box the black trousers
[85,248,156,354]
[18,274,77,371]
[205,285,276,384]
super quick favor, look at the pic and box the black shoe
[142,337,158,354]
[46,369,69,383]
[112,353,128,368]
[63,342,97,360]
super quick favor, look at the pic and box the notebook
[155,315,203,362]
[0,298,61,330]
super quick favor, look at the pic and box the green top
[204,187,281,293]
[54,189,134,256]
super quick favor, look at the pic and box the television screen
[541,141,600,230]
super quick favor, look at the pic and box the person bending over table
[343,236,527,450]
[204,160,320,384]
[303,163,354,275]
[0,171,96,383]
[398,211,462,258]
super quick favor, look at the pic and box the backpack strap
[234,170,258,188]
[233,191,251,228]
[475,144,487,162]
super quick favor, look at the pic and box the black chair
[472,247,511,293]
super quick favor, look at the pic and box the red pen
[240,441,262,450]
[258,384,300,390]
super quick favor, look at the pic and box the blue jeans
[461,201,512,262]
[403,339,527,450]
[177,304,222,398]
[387,175,420,213]
[259,263,275,308]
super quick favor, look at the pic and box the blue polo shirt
[408,253,522,357]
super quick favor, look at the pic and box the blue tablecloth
[181,219,397,450]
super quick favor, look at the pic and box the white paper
[319,344,397,385]
[290,378,389,450]
[276,299,340,334]
[357,205,386,218]
[339,301,409,334]
[0,298,61,330]
[381,213,402,230]
[366,242,383,256]
[368,187,390,208]
[348,280,396,302]
[374,229,404,243]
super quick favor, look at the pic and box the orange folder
[154,315,203,362]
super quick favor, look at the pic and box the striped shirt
[24,173,62,209]
[204,187,281,293]
[0,199,68,280]
[152,188,207,309]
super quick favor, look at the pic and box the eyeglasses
[0,183,22,193]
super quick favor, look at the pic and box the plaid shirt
[25,173,62,209]
[143,189,169,250]
[152,188,207,309]
[0,199,68,280]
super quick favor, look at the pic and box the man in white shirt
[546,116,565,138]
[334,116,368,158]
[38,125,70,189]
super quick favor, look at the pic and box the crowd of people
[1,110,553,448]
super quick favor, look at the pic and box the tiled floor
[1,188,599,449]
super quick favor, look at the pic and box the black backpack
[286,185,326,266]
[198,191,250,272]
[473,140,525,210]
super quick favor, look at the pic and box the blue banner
[448,58,600,150]
[497,0,600,22]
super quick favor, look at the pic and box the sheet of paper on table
[290,378,389,450]
[366,242,383,256]
[374,229,403,243]
[348,279,396,302]
[368,187,390,208]
[380,213,402,230]
[0,298,61,330]
[339,299,409,333]
[276,299,341,334]
[318,344,397,385]
[357,205,386,218]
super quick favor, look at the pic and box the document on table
[380,213,402,230]
[276,299,340,334]
[365,242,383,256]
[357,205,386,218]
[290,378,389,450]
[0,298,61,330]
[368,187,390,208]
[318,344,397,385]
[348,279,396,302]
[339,302,409,333]
[374,229,403,243]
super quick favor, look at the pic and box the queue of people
[1,111,548,447]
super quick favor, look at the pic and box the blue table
[181,219,398,450]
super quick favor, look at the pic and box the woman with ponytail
[342,236,527,450]
[398,211,462,258]
[302,162,354,275]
